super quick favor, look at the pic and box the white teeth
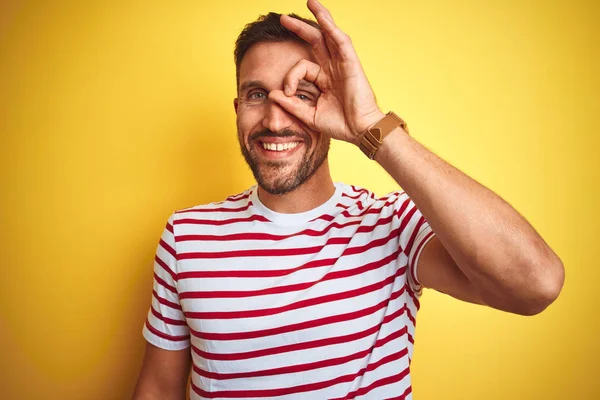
[262,142,300,151]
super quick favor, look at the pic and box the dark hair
[234,12,321,90]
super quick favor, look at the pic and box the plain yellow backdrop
[1,0,598,399]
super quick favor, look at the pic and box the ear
[233,98,238,114]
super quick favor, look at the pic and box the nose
[262,99,293,133]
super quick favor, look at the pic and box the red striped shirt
[143,182,434,399]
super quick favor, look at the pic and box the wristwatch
[358,111,409,159]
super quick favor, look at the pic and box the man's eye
[248,91,267,100]
[296,93,316,103]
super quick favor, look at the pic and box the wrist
[353,111,386,146]
[373,125,410,163]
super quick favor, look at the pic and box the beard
[239,128,330,195]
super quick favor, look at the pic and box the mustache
[249,129,311,143]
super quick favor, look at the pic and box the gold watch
[358,111,409,159]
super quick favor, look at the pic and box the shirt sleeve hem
[142,325,191,351]
[409,228,436,296]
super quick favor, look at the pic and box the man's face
[234,41,330,195]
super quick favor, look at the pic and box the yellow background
[1,0,598,398]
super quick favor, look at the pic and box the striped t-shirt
[143,182,435,399]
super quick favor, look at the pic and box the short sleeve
[142,213,191,350]
[396,193,436,296]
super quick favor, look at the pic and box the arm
[132,343,191,400]
[272,0,564,315]
[135,213,193,398]
[375,128,564,315]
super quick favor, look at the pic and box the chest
[176,224,408,350]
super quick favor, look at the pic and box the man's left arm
[374,122,564,315]
[273,0,564,315]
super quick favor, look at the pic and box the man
[133,0,564,398]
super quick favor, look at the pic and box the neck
[257,160,335,214]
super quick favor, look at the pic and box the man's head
[233,13,331,195]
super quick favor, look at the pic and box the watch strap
[358,111,408,159]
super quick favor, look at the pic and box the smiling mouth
[261,141,301,151]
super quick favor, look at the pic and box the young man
[133,1,564,398]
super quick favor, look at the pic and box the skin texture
[133,0,565,397]
[132,343,190,400]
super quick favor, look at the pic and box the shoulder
[339,183,410,210]
[173,187,254,217]
[165,187,257,236]
[337,182,377,205]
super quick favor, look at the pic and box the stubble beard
[239,128,330,195]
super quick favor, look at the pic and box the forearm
[374,126,564,313]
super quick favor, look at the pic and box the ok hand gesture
[268,0,386,145]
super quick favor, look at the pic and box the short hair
[234,12,321,90]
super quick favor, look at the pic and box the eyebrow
[238,80,265,94]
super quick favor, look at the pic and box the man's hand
[269,0,385,145]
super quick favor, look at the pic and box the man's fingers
[306,0,357,60]
[307,0,337,31]
[283,59,324,96]
[278,59,322,129]
[281,1,358,63]
[280,14,331,66]
[269,90,316,129]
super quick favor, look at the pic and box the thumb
[269,90,316,129]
